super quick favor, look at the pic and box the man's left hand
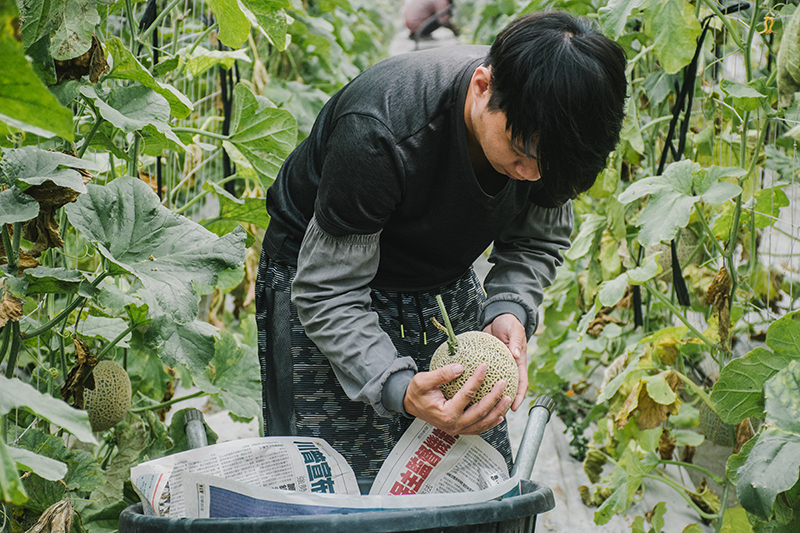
[483,314,528,411]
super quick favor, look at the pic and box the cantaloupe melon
[84,360,132,432]
[429,330,518,406]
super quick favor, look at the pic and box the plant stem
[77,116,104,159]
[715,480,730,533]
[130,390,207,413]
[2,224,16,273]
[643,472,719,520]
[172,127,229,141]
[3,322,21,378]
[124,0,137,51]
[675,371,714,410]
[0,325,11,367]
[743,2,760,82]
[174,173,241,215]
[137,0,184,44]
[128,134,141,178]
[435,294,458,354]
[700,0,744,50]
[659,459,725,485]
[94,322,139,361]
[643,284,715,347]
[695,205,727,259]
[21,271,109,339]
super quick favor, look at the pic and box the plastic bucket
[118,478,554,533]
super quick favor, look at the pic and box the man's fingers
[421,363,464,389]
[511,351,528,411]
[460,381,512,434]
[448,363,488,411]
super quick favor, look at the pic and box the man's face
[474,108,541,182]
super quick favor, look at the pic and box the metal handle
[509,395,555,480]
[184,408,209,449]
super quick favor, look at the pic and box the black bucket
[118,478,554,533]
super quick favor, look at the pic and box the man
[403,0,456,40]
[257,12,627,478]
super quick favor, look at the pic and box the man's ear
[471,66,493,100]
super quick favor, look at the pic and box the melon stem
[435,294,458,355]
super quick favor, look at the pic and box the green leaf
[89,421,149,509]
[49,0,99,60]
[194,331,261,419]
[0,438,28,505]
[208,0,251,48]
[0,376,96,444]
[765,359,800,435]
[0,186,39,225]
[765,310,800,359]
[180,45,251,77]
[777,3,800,107]
[727,435,757,486]
[201,182,270,237]
[646,0,702,74]
[738,427,800,520]
[564,214,607,261]
[719,507,754,533]
[721,79,768,112]
[8,446,68,481]
[619,94,645,154]
[17,428,104,512]
[626,253,661,284]
[65,177,246,326]
[594,464,629,524]
[643,372,677,405]
[104,37,192,119]
[77,316,132,347]
[228,83,297,189]
[143,315,219,373]
[650,501,667,532]
[25,267,87,294]
[618,161,742,247]
[80,86,184,153]
[713,347,793,424]
[241,0,290,50]
[598,0,646,39]
[598,272,628,307]
[682,525,706,533]
[672,429,704,447]
[2,146,96,192]
[597,353,642,403]
[0,0,74,142]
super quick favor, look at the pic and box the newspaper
[131,419,518,519]
[182,470,520,518]
[369,418,511,495]
[131,436,359,517]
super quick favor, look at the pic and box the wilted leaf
[659,428,676,460]
[707,267,732,344]
[53,33,108,83]
[49,0,99,60]
[616,370,681,429]
[690,478,721,517]
[25,497,74,533]
[60,337,97,408]
[0,279,24,327]
[65,177,246,327]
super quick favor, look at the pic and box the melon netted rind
[698,401,734,447]
[429,331,518,406]
[84,360,132,432]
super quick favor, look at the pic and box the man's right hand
[402,363,511,436]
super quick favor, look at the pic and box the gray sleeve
[481,201,574,339]
[291,215,416,418]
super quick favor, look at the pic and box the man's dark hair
[485,12,627,204]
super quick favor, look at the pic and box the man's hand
[483,313,528,411]
[403,363,511,436]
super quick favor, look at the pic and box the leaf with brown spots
[54,33,109,83]
[60,337,97,408]
[659,428,676,460]
[615,371,682,430]
[707,267,732,344]
[25,496,74,533]
[0,279,24,327]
